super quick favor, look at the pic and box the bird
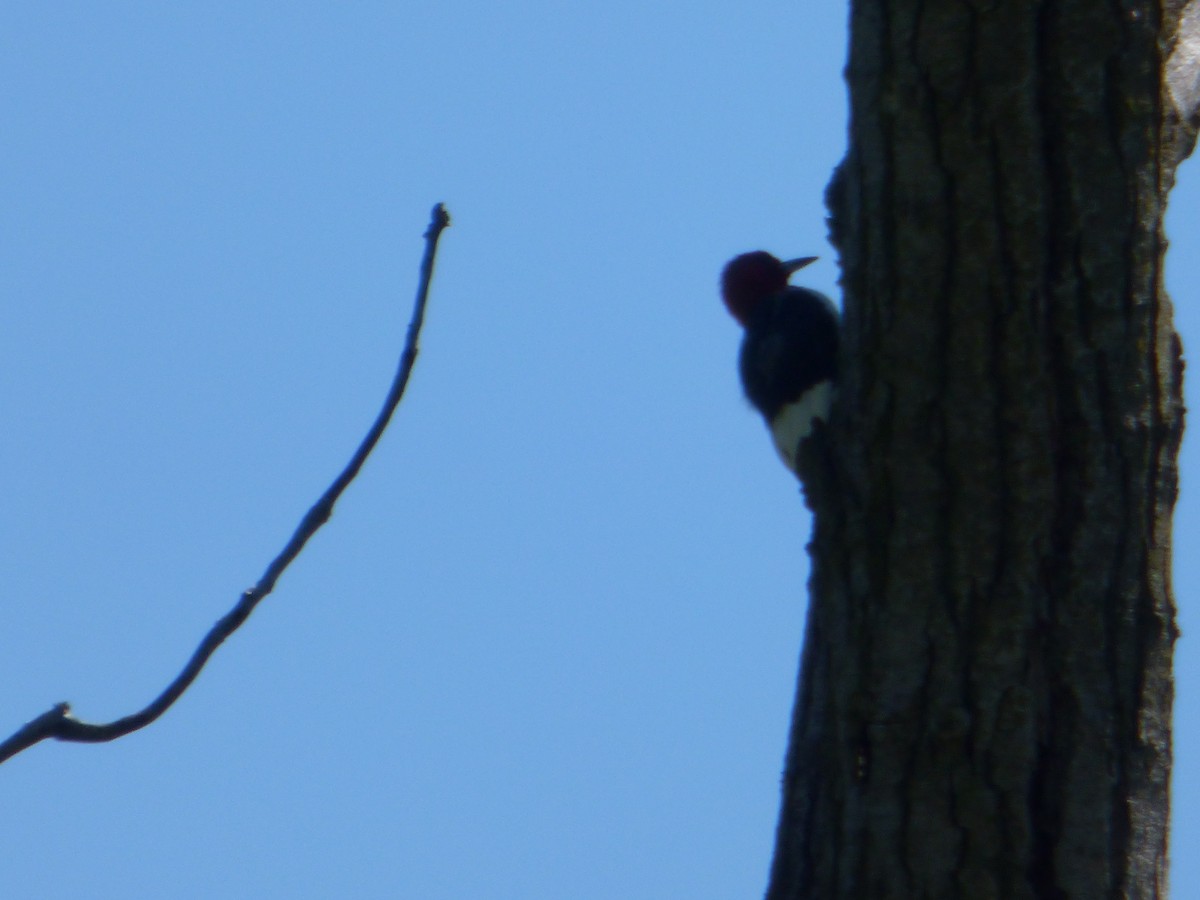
[720,251,839,474]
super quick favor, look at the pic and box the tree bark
[768,2,1198,897]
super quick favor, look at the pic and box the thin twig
[0,203,452,765]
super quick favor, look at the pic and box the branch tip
[427,203,451,237]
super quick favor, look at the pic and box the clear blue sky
[2,5,1197,898]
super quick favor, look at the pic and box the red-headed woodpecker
[721,251,839,473]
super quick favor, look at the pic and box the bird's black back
[738,287,839,419]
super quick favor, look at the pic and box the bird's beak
[782,256,819,274]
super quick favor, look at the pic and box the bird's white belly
[770,381,834,471]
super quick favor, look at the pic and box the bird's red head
[720,251,818,325]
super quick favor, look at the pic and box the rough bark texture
[767,2,1196,897]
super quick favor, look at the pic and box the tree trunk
[768,2,1199,897]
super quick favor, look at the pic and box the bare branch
[0,203,452,765]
